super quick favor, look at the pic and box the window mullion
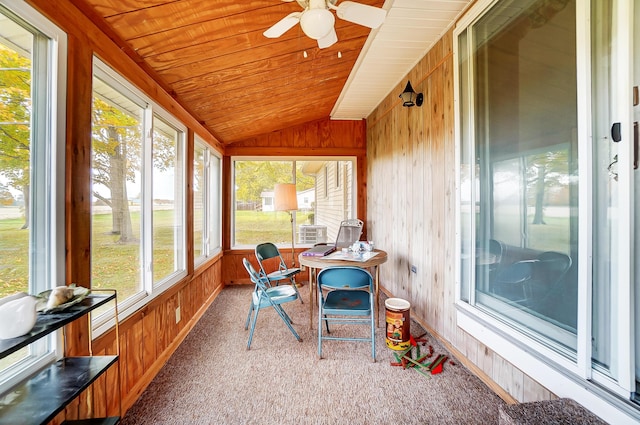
[142,108,154,291]
[204,148,210,257]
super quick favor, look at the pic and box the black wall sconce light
[399,81,423,107]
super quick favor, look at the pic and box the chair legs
[246,305,260,350]
[245,302,302,350]
[317,292,376,361]
[289,276,304,304]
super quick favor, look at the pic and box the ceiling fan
[263,0,387,49]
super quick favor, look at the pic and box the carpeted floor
[121,284,505,424]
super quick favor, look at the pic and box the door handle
[635,121,638,169]
[611,122,622,142]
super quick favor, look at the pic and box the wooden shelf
[0,294,116,359]
[0,356,118,425]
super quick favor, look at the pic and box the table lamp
[274,183,298,268]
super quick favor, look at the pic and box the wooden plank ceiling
[72,0,386,145]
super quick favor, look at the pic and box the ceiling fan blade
[317,27,338,49]
[263,12,301,38]
[335,1,386,29]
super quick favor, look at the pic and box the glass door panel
[466,0,579,352]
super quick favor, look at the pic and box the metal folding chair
[243,258,302,349]
[255,242,303,303]
[317,266,375,361]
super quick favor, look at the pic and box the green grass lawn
[0,209,309,299]
[234,210,308,245]
[0,217,29,296]
[0,209,181,299]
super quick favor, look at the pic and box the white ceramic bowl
[0,293,37,339]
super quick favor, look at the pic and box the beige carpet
[121,284,505,424]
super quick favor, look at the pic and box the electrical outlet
[175,306,181,324]
[410,265,417,274]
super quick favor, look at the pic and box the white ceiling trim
[330,0,472,120]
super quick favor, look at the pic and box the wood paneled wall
[366,30,554,404]
[23,1,226,423]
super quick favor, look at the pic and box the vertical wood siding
[366,30,554,405]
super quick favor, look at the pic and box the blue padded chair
[243,258,302,350]
[317,266,375,361]
[255,242,303,303]
[492,259,536,303]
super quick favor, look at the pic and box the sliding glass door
[458,0,640,407]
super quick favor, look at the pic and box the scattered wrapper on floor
[389,334,449,377]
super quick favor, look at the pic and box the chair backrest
[535,251,572,284]
[488,239,505,264]
[317,266,373,291]
[255,242,281,262]
[495,259,536,285]
[334,219,364,249]
[255,242,288,272]
[242,258,269,291]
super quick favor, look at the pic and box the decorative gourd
[0,293,37,340]
[47,286,75,309]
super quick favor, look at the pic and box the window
[151,115,185,285]
[91,69,145,304]
[232,158,356,247]
[0,1,66,392]
[458,0,578,351]
[193,137,221,265]
[91,58,186,323]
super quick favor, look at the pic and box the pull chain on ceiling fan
[263,0,387,49]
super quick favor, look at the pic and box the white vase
[0,293,37,340]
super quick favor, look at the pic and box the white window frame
[194,136,222,267]
[230,156,357,249]
[91,58,187,335]
[149,110,187,293]
[0,0,67,393]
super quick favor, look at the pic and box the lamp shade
[274,183,298,211]
[300,8,335,40]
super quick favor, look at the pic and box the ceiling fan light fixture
[300,8,335,40]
